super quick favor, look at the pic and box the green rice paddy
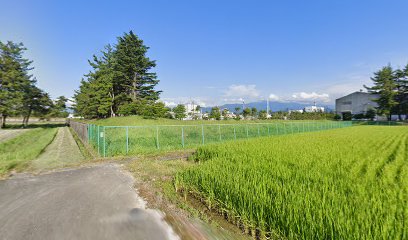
[175,126,408,239]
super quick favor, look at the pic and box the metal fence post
[246,125,249,138]
[156,126,159,149]
[218,125,222,141]
[126,126,129,154]
[97,125,100,156]
[233,126,236,139]
[103,126,106,157]
[257,125,260,136]
[181,127,185,148]
[201,125,205,144]
[276,123,278,135]
[267,125,270,135]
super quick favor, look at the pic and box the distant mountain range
[202,101,334,113]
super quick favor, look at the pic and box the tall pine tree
[0,41,34,128]
[394,64,408,119]
[365,65,398,120]
[74,31,162,118]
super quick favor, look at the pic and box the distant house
[288,109,304,114]
[304,105,324,113]
[335,91,379,117]
[288,103,324,114]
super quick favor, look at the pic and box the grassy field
[175,126,408,239]
[86,115,339,126]
[82,116,351,156]
[0,127,58,175]
[88,120,350,156]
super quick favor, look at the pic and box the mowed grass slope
[175,126,408,239]
[0,128,58,175]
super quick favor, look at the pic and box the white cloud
[291,92,330,103]
[224,84,260,99]
[268,94,280,101]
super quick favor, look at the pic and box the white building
[183,102,202,120]
[304,105,325,113]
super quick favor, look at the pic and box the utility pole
[266,97,270,119]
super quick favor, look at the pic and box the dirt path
[31,127,84,170]
[0,129,30,143]
[0,164,179,240]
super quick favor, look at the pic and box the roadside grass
[126,152,248,239]
[0,127,58,176]
[69,127,95,160]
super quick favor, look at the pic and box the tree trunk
[133,72,138,100]
[2,115,7,128]
[22,116,27,127]
[24,110,32,127]
[110,90,116,117]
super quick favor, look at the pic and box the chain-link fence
[68,120,88,143]
[352,120,406,126]
[83,121,352,157]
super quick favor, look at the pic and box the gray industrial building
[335,91,379,117]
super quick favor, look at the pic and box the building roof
[335,91,378,100]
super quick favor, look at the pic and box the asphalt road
[0,164,179,240]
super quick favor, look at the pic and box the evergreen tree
[210,107,221,120]
[173,104,186,120]
[113,31,161,102]
[21,84,52,126]
[258,110,267,120]
[242,107,251,118]
[74,31,162,118]
[394,64,408,119]
[251,107,258,117]
[365,65,398,120]
[0,41,34,128]
[50,96,69,118]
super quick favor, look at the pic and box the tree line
[365,64,408,120]
[0,41,69,128]
[73,31,168,119]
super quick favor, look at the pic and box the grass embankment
[175,126,408,239]
[0,128,58,176]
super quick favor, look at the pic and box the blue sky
[1,0,408,107]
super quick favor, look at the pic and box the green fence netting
[86,121,354,157]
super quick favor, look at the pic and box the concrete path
[31,127,84,170]
[0,129,29,143]
[0,164,179,240]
